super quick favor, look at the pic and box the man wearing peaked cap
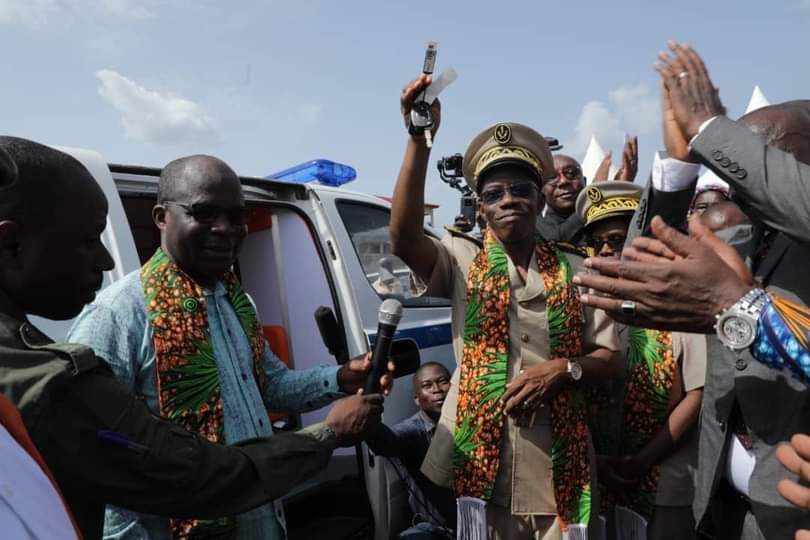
[576,181,705,540]
[461,122,557,192]
[391,73,620,539]
[575,181,644,257]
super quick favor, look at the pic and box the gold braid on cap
[473,146,543,180]
[585,197,640,224]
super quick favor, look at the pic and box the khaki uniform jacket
[420,234,620,515]
[0,293,337,540]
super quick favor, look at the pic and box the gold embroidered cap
[575,181,644,227]
[462,122,555,192]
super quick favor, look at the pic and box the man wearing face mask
[390,74,620,539]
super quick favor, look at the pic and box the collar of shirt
[418,410,437,437]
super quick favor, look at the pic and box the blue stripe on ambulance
[367,322,452,350]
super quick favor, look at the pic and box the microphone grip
[364,323,396,395]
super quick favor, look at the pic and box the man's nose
[598,243,615,257]
[211,212,236,233]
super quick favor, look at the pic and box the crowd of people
[0,39,808,540]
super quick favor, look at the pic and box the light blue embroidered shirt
[66,270,343,540]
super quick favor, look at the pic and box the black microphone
[364,298,403,395]
[314,306,348,365]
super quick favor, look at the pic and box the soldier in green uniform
[0,136,384,540]
[390,75,620,539]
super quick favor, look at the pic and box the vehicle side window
[336,201,450,307]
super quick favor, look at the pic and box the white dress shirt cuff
[651,151,701,192]
[688,116,720,146]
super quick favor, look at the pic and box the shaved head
[158,154,238,204]
[0,136,113,319]
[740,100,810,165]
[0,136,104,228]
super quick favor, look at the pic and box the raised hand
[655,42,725,141]
[614,135,638,182]
[400,74,442,139]
[573,215,751,332]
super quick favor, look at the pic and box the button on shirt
[419,234,620,515]
[66,270,342,540]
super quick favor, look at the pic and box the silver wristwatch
[567,360,583,382]
[715,288,769,351]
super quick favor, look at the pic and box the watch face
[721,316,755,348]
[570,361,583,381]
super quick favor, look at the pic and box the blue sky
[1,0,808,226]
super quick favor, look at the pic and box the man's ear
[152,205,167,231]
[414,396,420,408]
[0,221,24,269]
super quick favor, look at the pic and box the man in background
[367,362,456,537]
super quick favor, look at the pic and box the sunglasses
[590,234,627,253]
[545,166,584,188]
[479,182,538,205]
[164,201,248,225]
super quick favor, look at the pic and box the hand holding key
[400,74,441,148]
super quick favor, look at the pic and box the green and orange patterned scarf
[616,327,675,519]
[142,247,268,540]
[453,230,592,533]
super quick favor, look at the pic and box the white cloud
[566,82,659,158]
[96,69,219,146]
[0,0,58,27]
[0,0,153,28]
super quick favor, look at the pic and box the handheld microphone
[314,306,349,365]
[364,298,403,395]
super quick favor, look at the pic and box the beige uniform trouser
[485,505,560,540]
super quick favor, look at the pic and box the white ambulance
[33,147,455,540]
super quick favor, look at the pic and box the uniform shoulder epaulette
[554,241,588,258]
[444,226,484,248]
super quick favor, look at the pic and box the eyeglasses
[590,234,627,253]
[479,182,538,205]
[163,201,248,225]
[545,166,584,188]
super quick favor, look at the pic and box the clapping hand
[573,215,752,332]
[655,42,726,142]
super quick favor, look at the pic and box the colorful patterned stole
[617,328,675,519]
[453,230,593,533]
[141,248,268,539]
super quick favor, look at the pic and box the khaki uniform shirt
[0,292,337,540]
[420,234,620,515]
[656,332,706,507]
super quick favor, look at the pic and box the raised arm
[390,74,440,282]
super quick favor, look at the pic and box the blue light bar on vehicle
[268,159,357,187]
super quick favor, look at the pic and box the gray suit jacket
[628,117,810,540]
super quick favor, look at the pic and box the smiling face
[154,157,247,288]
[477,164,542,245]
[543,155,585,215]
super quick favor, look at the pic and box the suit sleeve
[37,367,336,520]
[691,116,810,244]
[624,177,696,245]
